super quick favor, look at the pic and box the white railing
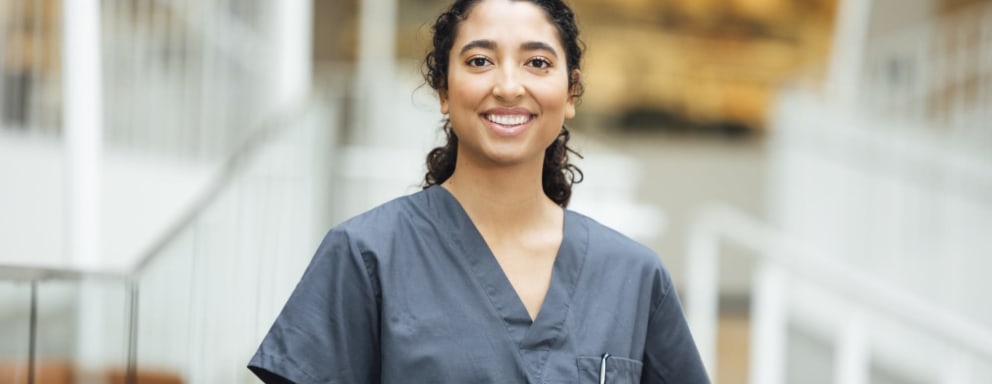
[1,1,319,382]
[686,203,992,384]
[727,1,992,374]
[0,97,336,384]
[132,99,335,384]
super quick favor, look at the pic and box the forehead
[454,0,562,50]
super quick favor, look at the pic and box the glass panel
[66,278,129,383]
[0,280,31,384]
[0,278,131,384]
[33,280,78,383]
[134,228,195,383]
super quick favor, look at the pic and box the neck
[442,156,561,235]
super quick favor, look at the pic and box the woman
[249,0,709,382]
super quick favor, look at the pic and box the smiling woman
[439,0,576,177]
[422,0,585,207]
[248,1,710,383]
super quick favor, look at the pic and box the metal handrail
[0,96,318,384]
[0,264,126,282]
[0,97,314,280]
[128,99,314,275]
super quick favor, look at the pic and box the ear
[439,89,449,115]
[565,69,580,119]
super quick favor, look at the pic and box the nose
[492,66,525,101]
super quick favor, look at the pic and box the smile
[485,113,533,126]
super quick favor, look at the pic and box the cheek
[447,73,487,106]
[532,80,573,112]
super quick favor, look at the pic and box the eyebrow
[520,41,558,58]
[458,39,559,58]
[459,39,497,56]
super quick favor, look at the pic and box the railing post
[826,0,874,110]
[126,279,139,384]
[28,280,38,384]
[354,0,398,146]
[62,0,103,270]
[686,214,719,381]
[63,0,106,376]
[265,0,312,115]
[834,312,869,384]
[750,261,787,384]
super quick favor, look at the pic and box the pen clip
[599,353,611,384]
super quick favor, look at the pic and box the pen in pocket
[599,353,611,384]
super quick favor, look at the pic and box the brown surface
[717,313,751,384]
[105,368,183,384]
[939,0,992,13]
[0,360,183,384]
[0,360,74,384]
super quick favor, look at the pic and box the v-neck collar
[427,186,589,382]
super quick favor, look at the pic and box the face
[440,0,577,167]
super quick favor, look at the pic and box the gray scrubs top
[249,186,709,383]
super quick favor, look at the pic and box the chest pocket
[576,355,643,383]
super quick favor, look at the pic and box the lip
[480,108,536,137]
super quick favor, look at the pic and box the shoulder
[333,188,430,234]
[568,210,674,295]
[316,188,438,255]
[569,210,663,267]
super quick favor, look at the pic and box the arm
[249,229,381,384]
[641,269,710,384]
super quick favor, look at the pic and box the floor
[717,313,752,384]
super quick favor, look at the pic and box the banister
[0,263,126,282]
[0,97,317,282]
[686,203,992,372]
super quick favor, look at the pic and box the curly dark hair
[421,0,585,207]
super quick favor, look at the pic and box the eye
[466,56,491,67]
[527,57,552,69]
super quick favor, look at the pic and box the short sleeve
[248,229,381,384]
[641,269,710,384]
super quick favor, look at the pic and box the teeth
[487,114,530,126]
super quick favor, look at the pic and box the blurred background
[0,0,990,383]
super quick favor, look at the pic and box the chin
[481,147,543,167]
